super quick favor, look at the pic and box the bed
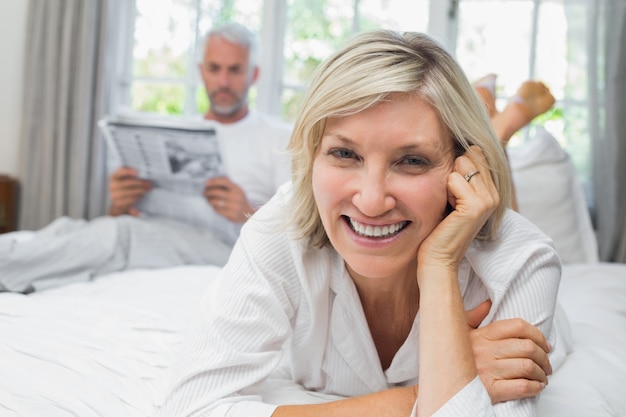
[0,128,624,417]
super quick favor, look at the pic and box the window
[454,0,595,196]
[114,0,595,197]
[280,0,431,120]
[116,0,262,117]
[115,0,433,120]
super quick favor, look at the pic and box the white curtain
[17,0,117,230]
[589,0,626,263]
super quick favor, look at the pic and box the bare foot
[473,73,498,117]
[492,81,555,146]
[514,81,556,121]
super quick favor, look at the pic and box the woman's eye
[329,148,357,159]
[400,156,427,166]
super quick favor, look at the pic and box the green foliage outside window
[196,86,209,115]
[126,0,594,202]
[132,83,185,115]
[131,0,258,116]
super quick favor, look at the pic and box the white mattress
[0,266,219,417]
[0,263,624,416]
[537,263,626,417]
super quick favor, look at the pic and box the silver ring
[464,170,480,182]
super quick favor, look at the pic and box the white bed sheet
[538,263,626,417]
[0,263,624,416]
[0,265,219,417]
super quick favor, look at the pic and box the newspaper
[99,113,224,196]
[98,113,231,231]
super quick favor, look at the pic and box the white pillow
[507,127,598,264]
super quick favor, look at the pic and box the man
[0,23,291,293]
[109,22,290,244]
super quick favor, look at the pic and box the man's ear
[251,66,260,84]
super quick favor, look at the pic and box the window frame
[112,0,578,119]
[112,0,595,202]
[112,0,455,118]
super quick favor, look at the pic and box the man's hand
[465,300,552,403]
[108,167,152,216]
[204,176,254,223]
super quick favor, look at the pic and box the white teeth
[349,218,407,238]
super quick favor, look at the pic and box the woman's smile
[345,216,410,239]
[312,93,454,280]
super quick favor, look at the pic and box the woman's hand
[415,146,500,415]
[471,318,552,402]
[417,145,499,270]
[466,300,552,403]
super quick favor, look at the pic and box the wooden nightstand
[0,175,17,233]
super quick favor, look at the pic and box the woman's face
[312,94,455,281]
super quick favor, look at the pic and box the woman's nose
[352,168,396,217]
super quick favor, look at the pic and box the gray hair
[200,22,260,71]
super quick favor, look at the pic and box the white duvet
[538,263,626,417]
[0,263,624,417]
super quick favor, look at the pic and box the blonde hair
[287,30,511,248]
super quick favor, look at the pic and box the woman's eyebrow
[397,144,426,152]
[322,133,356,146]
[323,132,449,154]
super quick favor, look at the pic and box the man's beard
[209,88,248,116]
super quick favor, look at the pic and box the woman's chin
[344,252,416,281]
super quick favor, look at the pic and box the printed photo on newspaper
[98,114,224,196]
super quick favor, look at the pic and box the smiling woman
[158,29,564,417]
[312,95,454,286]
